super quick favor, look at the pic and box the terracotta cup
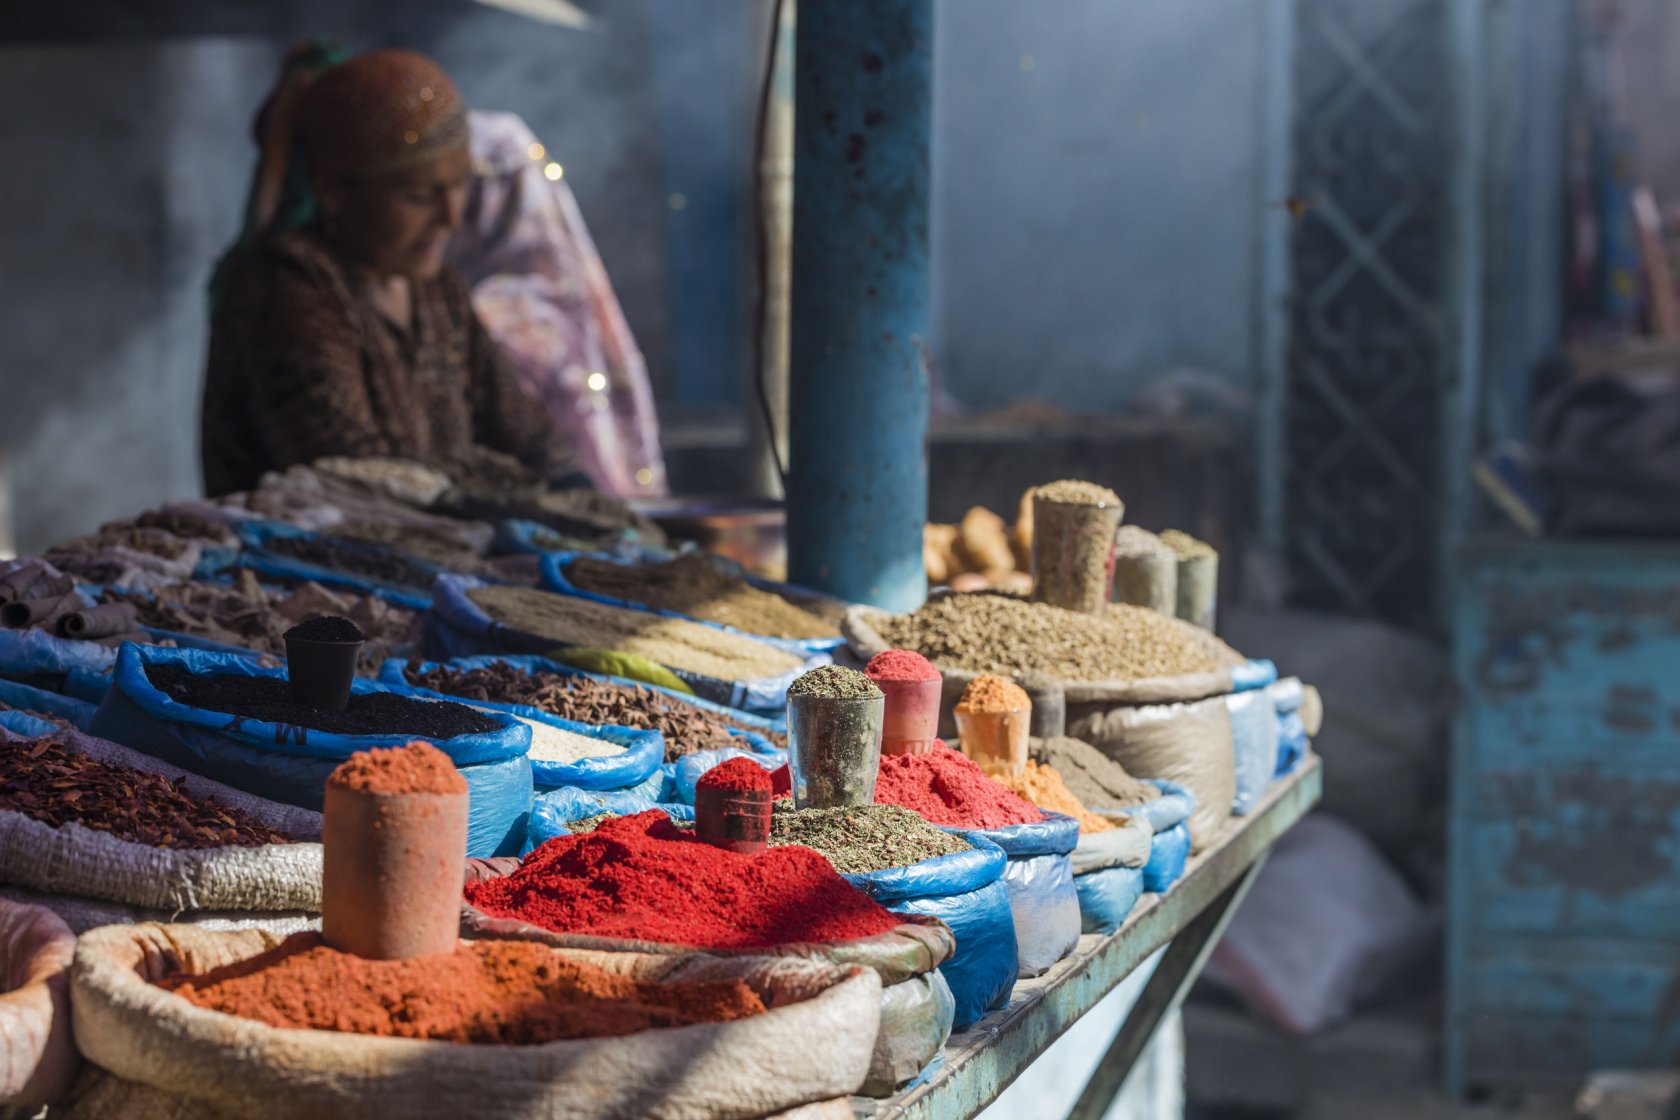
[322,782,468,960]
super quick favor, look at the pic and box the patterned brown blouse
[201,230,569,496]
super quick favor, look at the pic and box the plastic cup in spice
[322,742,468,961]
[786,665,885,809]
[1029,479,1125,615]
[694,756,773,855]
[864,649,943,757]
[284,615,365,712]
[952,675,1031,777]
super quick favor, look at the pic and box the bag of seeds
[91,645,534,857]
[67,923,884,1120]
[385,679,663,793]
[0,718,323,915]
[538,549,848,657]
[1067,694,1237,853]
[0,897,77,1111]
[226,521,436,610]
[1227,687,1281,816]
[427,575,825,715]
[844,597,1277,718]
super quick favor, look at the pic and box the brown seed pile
[769,803,972,874]
[329,520,496,577]
[564,553,840,641]
[1034,479,1121,507]
[0,737,294,849]
[404,661,787,757]
[875,592,1245,683]
[1028,736,1159,810]
[467,585,804,681]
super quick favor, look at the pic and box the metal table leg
[1064,856,1269,1120]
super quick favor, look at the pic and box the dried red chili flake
[0,736,294,849]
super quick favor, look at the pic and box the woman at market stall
[200,47,583,497]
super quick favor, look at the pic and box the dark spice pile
[327,520,491,575]
[263,533,437,592]
[284,616,363,644]
[563,553,840,641]
[0,736,292,849]
[404,660,787,757]
[145,664,500,740]
[159,932,766,1043]
[770,803,971,874]
[465,811,902,948]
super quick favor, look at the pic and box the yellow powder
[994,760,1114,834]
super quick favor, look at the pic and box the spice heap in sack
[874,747,1045,829]
[771,804,971,874]
[157,931,766,1043]
[467,585,805,681]
[0,736,293,849]
[404,660,787,756]
[564,553,840,642]
[98,570,418,668]
[262,533,442,592]
[1029,735,1158,810]
[876,592,1244,682]
[145,665,500,740]
[465,810,904,948]
[990,760,1113,834]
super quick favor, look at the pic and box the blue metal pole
[787,0,931,612]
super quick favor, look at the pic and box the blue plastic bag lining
[88,644,533,856]
[525,788,696,851]
[538,549,846,657]
[490,519,662,558]
[1075,864,1146,935]
[892,878,1017,1031]
[1097,778,1196,835]
[0,709,62,739]
[219,520,435,610]
[428,574,825,714]
[1275,711,1308,778]
[0,627,117,688]
[1143,821,1191,894]
[1230,658,1280,693]
[381,653,786,748]
[0,677,98,728]
[387,679,663,792]
[1267,676,1305,714]
[1228,688,1281,816]
[943,812,1080,979]
[840,828,1006,906]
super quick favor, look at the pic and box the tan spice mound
[875,592,1245,683]
[954,675,1030,714]
[1034,479,1121,507]
[1159,529,1215,559]
[159,932,766,1043]
[468,585,804,681]
[565,553,839,641]
[990,759,1114,834]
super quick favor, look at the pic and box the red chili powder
[463,811,902,948]
[158,932,765,1043]
[874,745,1046,829]
[328,741,466,796]
[698,756,774,795]
[866,649,940,683]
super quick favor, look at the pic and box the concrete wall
[930,0,1281,412]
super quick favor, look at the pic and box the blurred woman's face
[320,144,472,280]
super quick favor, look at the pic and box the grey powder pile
[1028,735,1158,810]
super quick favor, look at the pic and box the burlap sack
[843,603,1238,714]
[0,885,318,938]
[70,924,881,1120]
[1068,695,1236,853]
[0,898,77,1109]
[0,725,322,913]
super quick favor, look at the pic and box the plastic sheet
[1227,688,1281,816]
[1075,865,1146,935]
[1143,822,1191,894]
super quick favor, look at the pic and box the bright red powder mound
[462,811,903,948]
[866,649,941,683]
[874,746,1046,828]
[698,756,773,794]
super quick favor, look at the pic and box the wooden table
[856,757,1323,1120]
